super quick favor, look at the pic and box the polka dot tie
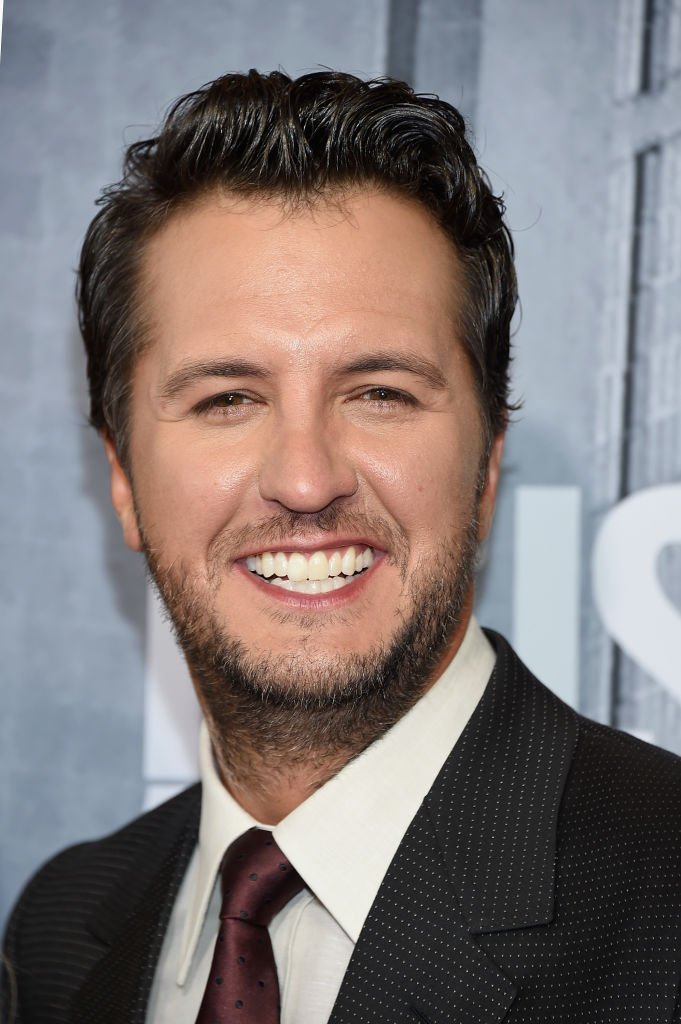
[195,828,304,1024]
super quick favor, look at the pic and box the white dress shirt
[146,617,495,1023]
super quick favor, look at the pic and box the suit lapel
[71,785,200,1024]
[427,632,578,935]
[329,634,578,1023]
[328,802,518,1024]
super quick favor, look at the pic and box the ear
[102,434,143,552]
[477,432,505,543]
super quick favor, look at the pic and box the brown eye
[361,387,415,405]
[193,392,255,415]
[213,393,248,406]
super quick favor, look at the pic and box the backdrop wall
[1,0,680,930]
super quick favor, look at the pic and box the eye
[358,387,417,406]
[193,392,255,416]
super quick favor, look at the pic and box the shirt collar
[178,616,494,983]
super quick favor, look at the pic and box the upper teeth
[246,545,374,582]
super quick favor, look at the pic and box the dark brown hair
[78,69,518,464]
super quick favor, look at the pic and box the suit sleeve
[0,842,96,1024]
[2,889,25,1024]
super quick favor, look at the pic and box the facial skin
[105,190,504,821]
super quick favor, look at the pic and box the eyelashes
[358,386,418,406]
[191,386,419,419]
[193,392,254,412]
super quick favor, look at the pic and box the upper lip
[234,536,386,560]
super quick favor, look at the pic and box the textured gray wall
[473,0,618,694]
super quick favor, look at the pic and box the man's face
[107,190,503,707]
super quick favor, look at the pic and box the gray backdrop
[2,0,680,930]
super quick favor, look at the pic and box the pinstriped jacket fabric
[3,632,681,1023]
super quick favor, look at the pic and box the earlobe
[102,435,143,552]
[477,432,505,543]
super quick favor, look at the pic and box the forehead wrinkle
[289,300,455,353]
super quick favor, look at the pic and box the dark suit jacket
[3,632,681,1023]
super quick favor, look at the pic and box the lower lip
[236,555,383,608]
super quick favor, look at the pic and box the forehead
[138,189,465,372]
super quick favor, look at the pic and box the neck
[202,691,416,824]
[216,752,348,825]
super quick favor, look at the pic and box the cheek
[359,426,479,537]
[131,429,255,550]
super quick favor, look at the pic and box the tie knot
[219,828,304,927]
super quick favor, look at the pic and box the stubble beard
[141,502,481,798]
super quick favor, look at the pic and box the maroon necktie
[195,828,304,1024]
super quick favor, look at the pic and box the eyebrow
[159,358,272,400]
[339,351,449,390]
[159,348,449,401]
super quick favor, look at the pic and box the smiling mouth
[245,545,375,595]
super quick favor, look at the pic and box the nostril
[257,426,358,508]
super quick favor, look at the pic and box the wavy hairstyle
[78,69,518,465]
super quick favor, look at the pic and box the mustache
[209,505,409,566]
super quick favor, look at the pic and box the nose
[258,415,358,514]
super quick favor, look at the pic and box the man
[3,69,681,1024]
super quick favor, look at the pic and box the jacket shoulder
[487,631,681,883]
[7,782,201,925]
[570,712,681,812]
[489,629,681,838]
[2,784,200,1024]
